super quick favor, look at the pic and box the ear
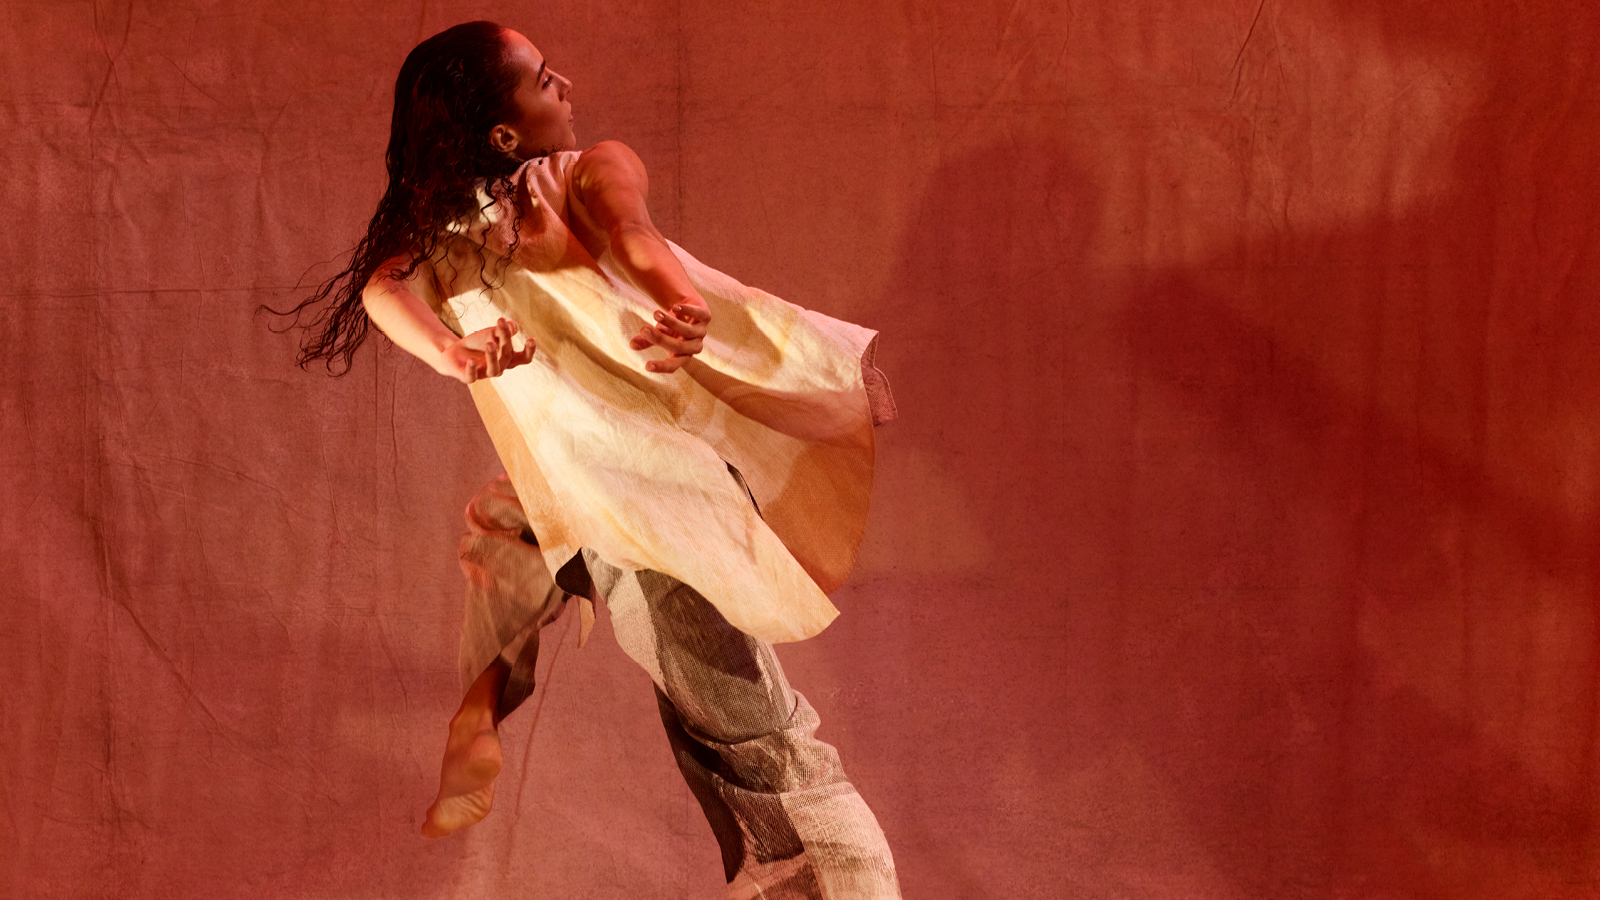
[488,123,519,155]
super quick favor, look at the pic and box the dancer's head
[388,22,575,191]
[273,21,575,374]
[489,30,576,160]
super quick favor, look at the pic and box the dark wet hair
[269,20,528,374]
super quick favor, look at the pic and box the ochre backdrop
[5,1,1599,897]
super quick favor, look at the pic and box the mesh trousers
[457,474,901,899]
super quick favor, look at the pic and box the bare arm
[571,140,711,374]
[362,260,534,384]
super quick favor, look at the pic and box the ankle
[448,705,496,734]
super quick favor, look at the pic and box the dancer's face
[490,29,576,160]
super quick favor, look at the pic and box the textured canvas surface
[5,1,1600,898]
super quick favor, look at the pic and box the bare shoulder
[362,253,443,311]
[364,254,410,293]
[573,140,648,195]
[571,141,656,233]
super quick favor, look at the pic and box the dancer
[279,21,898,898]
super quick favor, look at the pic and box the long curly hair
[270,21,529,374]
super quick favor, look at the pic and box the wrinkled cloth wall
[4,1,1599,898]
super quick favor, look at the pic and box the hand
[439,317,536,384]
[630,301,711,374]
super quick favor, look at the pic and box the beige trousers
[456,473,901,899]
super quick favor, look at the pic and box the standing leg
[590,556,902,900]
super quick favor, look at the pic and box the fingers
[661,306,709,341]
[470,312,698,380]
[491,318,517,377]
[466,318,536,380]
[651,311,687,340]
[645,353,693,374]
[484,335,502,379]
[632,302,709,374]
[671,302,711,327]
[631,321,703,357]
[495,318,535,371]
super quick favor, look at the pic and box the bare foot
[421,718,504,837]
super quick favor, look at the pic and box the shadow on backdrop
[869,0,1600,895]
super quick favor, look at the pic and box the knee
[463,473,536,542]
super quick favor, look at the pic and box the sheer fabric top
[402,151,894,643]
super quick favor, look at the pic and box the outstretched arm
[571,140,711,374]
[363,262,535,384]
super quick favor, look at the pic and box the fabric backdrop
[5,1,1599,897]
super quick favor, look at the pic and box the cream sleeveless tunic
[405,151,894,644]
